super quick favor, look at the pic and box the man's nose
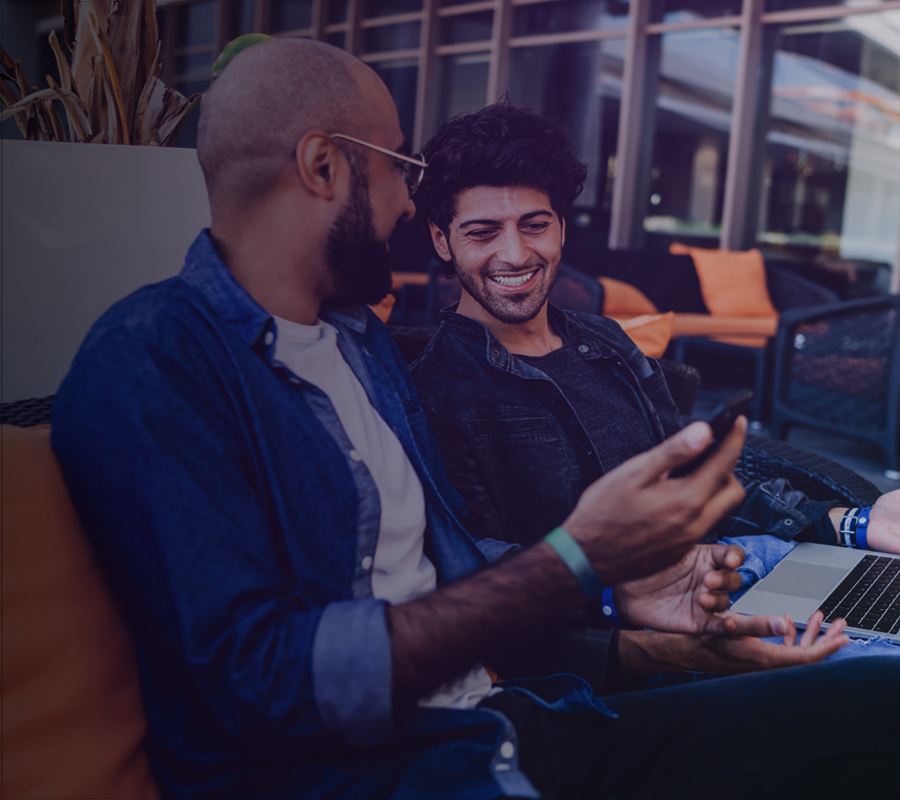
[496,230,529,266]
[401,195,416,222]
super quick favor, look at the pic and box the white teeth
[490,270,536,287]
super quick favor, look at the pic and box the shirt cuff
[312,598,393,747]
[476,537,521,564]
[798,500,845,545]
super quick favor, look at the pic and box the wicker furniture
[769,296,900,475]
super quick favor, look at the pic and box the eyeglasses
[330,133,428,196]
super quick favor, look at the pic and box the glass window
[758,12,900,270]
[326,31,347,49]
[175,52,214,75]
[270,0,314,32]
[176,1,216,47]
[327,0,349,24]
[765,0,883,11]
[643,28,740,243]
[372,58,419,142]
[434,52,490,132]
[173,80,209,149]
[440,0,479,6]
[364,0,423,18]
[513,1,629,37]
[439,11,493,45]
[653,0,741,24]
[230,0,257,36]
[508,39,624,250]
[362,21,421,52]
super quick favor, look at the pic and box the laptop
[731,542,900,643]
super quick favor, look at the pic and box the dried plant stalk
[0,0,198,146]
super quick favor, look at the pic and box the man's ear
[429,221,452,262]
[560,216,566,249]
[295,131,339,200]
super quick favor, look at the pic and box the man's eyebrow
[458,209,554,229]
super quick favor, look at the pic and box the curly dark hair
[416,101,588,235]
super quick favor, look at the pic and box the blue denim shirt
[411,307,833,549]
[51,232,611,799]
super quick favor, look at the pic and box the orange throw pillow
[670,243,777,318]
[612,312,675,359]
[599,277,658,317]
[1,425,160,799]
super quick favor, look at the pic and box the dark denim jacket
[411,306,833,548]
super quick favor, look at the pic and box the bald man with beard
[51,39,900,800]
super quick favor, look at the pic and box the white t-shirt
[273,317,492,709]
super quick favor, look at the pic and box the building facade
[21,0,900,283]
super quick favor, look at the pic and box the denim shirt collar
[180,230,369,356]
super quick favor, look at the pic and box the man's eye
[523,223,549,233]
[467,229,497,239]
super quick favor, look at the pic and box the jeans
[491,657,900,800]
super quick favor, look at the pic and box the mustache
[484,261,545,278]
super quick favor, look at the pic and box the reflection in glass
[270,0,314,32]
[175,53,214,76]
[364,0,423,18]
[765,0,883,12]
[759,12,900,270]
[439,11,493,45]
[327,0,349,24]
[508,40,624,247]
[653,0,741,24]
[372,59,419,143]
[362,21,421,53]
[173,80,210,149]
[434,53,490,133]
[231,0,257,36]
[513,0,629,36]
[644,29,740,242]
[176,1,216,47]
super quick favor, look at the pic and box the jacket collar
[180,230,369,354]
[438,303,620,367]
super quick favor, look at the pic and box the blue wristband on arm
[857,506,872,551]
[543,527,629,627]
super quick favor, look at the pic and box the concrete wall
[1,139,211,402]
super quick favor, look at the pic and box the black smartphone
[669,389,754,478]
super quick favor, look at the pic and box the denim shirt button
[784,519,793,526]
[361,556,373,570]
[264,331,275,346]
[349,449,362,462]
[577,344,589,354]
[500,741,515,759]
[491,349,501,358]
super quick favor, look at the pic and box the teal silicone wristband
[543,527,604,600]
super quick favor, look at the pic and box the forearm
[617,630,702,676]
[386,541,584,710]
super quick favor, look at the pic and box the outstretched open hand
[614,543,746,634]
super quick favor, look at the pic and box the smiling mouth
[488,269,538,288]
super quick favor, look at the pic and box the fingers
[687,473,746,537]
[620,421,712,486]
[782,613,798,646]
[688,416,747,494]
[725,612,789,638]
[797,611,823,647]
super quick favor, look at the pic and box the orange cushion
[1,425,160,799]
[670,243,777,319]
[611,312,675,359]
[670,313,776,347]
[599,277,658,317]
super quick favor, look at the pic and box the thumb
[620,421,712,486]
[720,611,788,638]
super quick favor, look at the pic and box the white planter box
[1,139,211,402]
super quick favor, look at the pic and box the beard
[324,159,394,307]
[449,244,561,325]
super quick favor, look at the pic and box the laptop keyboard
[819,554,900,634]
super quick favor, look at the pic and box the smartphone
[669,389,754,478]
